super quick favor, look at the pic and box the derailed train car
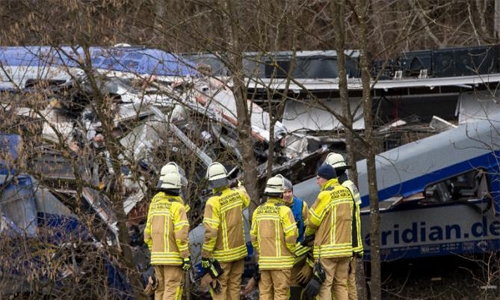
[0,45,330,298]
[294,112,500,262]
[0,134,133,298]
[356,112,500,261]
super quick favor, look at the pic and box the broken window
[423,169,488,204]
[0,176,37,236]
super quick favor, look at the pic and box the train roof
[356,113,500,206]
[0,46,197,77]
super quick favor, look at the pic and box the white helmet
[325,152,350,169]
[161,162,185,177]
[206,162,229,189]
[160,172,185,190]
[158,162,187,188]
[264,174,287,195]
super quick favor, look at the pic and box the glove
[303,260,326,297]
[312,261,326,284]
[200,273,213,290]
[144,275,158,295]
[301,234,315,246]
[296,260,313,285]
[294,243,311,257]
[295,235,315,257]
[200,273,222,294]
[202,257,224,278]
[181,256,192,271]
[244,277,257,295]
[210,279,222,294]
[304,276,322,298]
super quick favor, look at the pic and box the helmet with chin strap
[157,162,187,188]
[206,162,229,189]
[264,174,287,196]
[160,172,185,190]
[325,152,350,170]
[161,162,185,177]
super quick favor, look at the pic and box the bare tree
[1,1,500,300]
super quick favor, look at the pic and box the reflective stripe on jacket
[250,197,298,270]
[342,179,363,255]
[144,192,190,265]
[306,178,354,258]
[202,186,250,262]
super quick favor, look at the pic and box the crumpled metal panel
[282,98,365,131]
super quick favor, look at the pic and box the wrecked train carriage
[0,45,329,236]
[0,44,325,186]
[0,133,133,298]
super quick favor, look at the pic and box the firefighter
[250,174,298,300]
[303,164,354,300]
[157,162,187,191]
[244,176,309,299]
[201,162,250,300]
[144,171,191,300]
[283,177,312,299]
[325,152,363,300]
[156,162,190,213]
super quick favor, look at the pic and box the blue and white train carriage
[294,112,500,261]
[355,112,500,261]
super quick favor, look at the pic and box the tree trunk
[154,0,166,31]
[495,0,500,40]
[331,0,366,297]
[353,0,382,298]
[222,0,261,214]
[79,47,148,300]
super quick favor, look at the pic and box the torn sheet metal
[192,79,288,142]
[281,132,310,160]
[150,106,213,167]
[123,190,145,216]
[81,187,118,238]
[282,98,364,132]
[457,90,500,124]
[41,111,75,143]
[0,174,37,236]
[119,120,164,165]
[429,116,456,132]
[35,186,75,217]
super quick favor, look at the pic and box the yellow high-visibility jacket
[202,186,250,262]
[250,198,298,270]
[144,192,190,265]
[150,191,191,214]
[305,178,354,258]
[342,179,364,255]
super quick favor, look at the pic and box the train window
[423,169,488,203]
